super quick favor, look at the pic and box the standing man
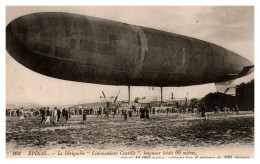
[79,108,82,115]
[113,106,119,118]
[86,108,89,115]
[53,107,58,124]
[57,108,61,122]
[145,106,150,119]
[121,107,124,117]
[223,107,227,113]
[140,106,145,119]
[68,108,71,119]
[129,107,133,118]
[166,107,169,115]
[90,108,93,115]
[6,108,9,117]
[104,107,109,119]
[234,105,239,115]
[124,107,128,121]
[16,109,19,117]
[201,105,207,120]
[65,108,69,122]
[152,107,156,118]
[62,108,65,118]
[97,107,102,118]
[40,108,46,124]
[83,108,87,124]
[45,107,51,124]
[19,107,25,121]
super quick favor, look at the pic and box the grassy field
[6,112,254,155]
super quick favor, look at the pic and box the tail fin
[215,80,236,96]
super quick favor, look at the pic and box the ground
[6,111,254,158]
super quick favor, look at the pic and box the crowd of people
[6,103,241,123]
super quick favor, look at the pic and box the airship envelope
[6,12,254,87]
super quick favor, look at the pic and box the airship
[6,12,254,100]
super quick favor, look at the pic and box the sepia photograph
[5,6,254,158]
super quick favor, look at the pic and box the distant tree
[190,98,200,108]
[236,79,254,110]
[200,79,254,111]
[200,92,235,111]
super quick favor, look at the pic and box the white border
[1,1,258,164]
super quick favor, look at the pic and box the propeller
[113,91,120,103]
[102,91,106,98]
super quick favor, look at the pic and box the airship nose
[6,16,29,60]
[227,50,254,77]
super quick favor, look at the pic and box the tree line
[191,79,254,111]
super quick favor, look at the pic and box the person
[65,108,69,122]
[227,107,230,113]
[140,106,145,119]
[40,108,46,124]
[35,108,39,116]
[6,109,8,117]
[62,108,65,117]
[83,108,87,123]
[104,107,109,119]
[68,108,71,118]
[201,105,207,120]
[152,107,156,118]
[234,105,239,115]
[16,109,19,117]
[90,108,93,115]
[131,106,137,117]
[129,107,133,117]
[223,106,227,113]
[113,106,119,118]
[136,107,139,115]
[53,107,58,124]
[57,108,61,122]
[86,108,90,115]
[10,109,14,117]
[19,107,25,121]
[185,108,189,114]
[214,106,220,115]
[145,106,150,119]
[45,107,51,124]
[121,108,124,117]
[124,107,128,121]
[231,107,235,114]
[94,108,97,115]
[97,107,102,118]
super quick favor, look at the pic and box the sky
[6,6,254,106]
